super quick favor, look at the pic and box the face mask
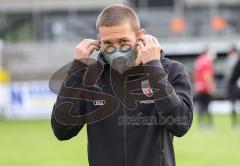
[101,47,138,74]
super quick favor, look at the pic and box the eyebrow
[102,37,130,43]
[102,40,111,44]
[118,37,130,41]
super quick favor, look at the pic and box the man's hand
[137,35,161,64]
[74,39,100,64]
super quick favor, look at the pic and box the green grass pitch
[0,115,239,166]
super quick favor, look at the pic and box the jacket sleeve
[51,60,87,141]
[144,59,193,137]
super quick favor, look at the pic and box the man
[224,46,239,126]
[51,4,193,166]
[228,51,240,127]
[193,47,216,127]
[224,46,239,84]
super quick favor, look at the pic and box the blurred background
[0,0,240,166]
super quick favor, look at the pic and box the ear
[136,29,145,38]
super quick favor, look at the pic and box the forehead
[98,23,136,41]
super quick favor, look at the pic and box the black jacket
[51,52,193,166]
[229,57,240,99]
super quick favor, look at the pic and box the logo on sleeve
[141,80,153,97]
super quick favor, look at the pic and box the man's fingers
[76,39,99,49]
[87,45,100,54]
[74,39,100,63]
[88,42,100,49]
[146,35,154,46]
[152,36,158,44]
[82,39,97,43]
[137,40,145,51]
[84,39,100,48]
[139,35,154,46]
[138,35,149,46]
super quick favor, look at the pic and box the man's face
[98,22,144,65]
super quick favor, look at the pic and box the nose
[113,44,122,50]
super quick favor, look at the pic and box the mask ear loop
[99,48,109,64]
[99,47,111,57]
[99,48,104,54]
[98,40,109,56]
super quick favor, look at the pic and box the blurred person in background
[193,47,216,128]
[224,46,239,84]
[224,46,239,127]
[227,48,240,127]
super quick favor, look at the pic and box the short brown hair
[96,4,140,31]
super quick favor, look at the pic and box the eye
[120,44,132,52]
[103,41,111,45]
[105,46,116,54]
[120,40,128,44]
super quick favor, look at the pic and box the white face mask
[101,46,138,74]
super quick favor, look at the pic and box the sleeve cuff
[143,59,166,78]
[144,59,163,68]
